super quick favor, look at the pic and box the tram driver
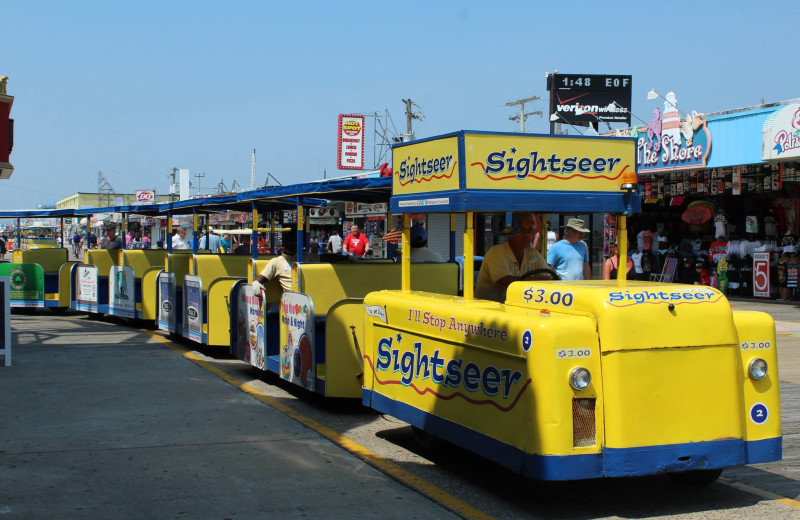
[475,211,550,302]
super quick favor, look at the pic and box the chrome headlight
[569,367,591,390]
[748,358,768,380]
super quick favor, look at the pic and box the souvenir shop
[614,97,800,300]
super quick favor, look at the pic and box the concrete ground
[0,313,460,520]
[1,296,798,520]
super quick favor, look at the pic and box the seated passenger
[172,227,190,250]
[475,212,549,302]
[251,232,297,294]
[233,236,252,255]
[409,224,444,263]
[602,242,635,280]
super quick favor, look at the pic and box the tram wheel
[49,307,68,313]
[410,426,440,450]
[524,479,562,503]
[667,468,723,487]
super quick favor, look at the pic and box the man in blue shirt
[547,218,592,280]
[199,230,221,252]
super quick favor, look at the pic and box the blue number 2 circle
[522,329,532,352]
[750,402,769,424]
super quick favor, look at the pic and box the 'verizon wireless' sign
[547,73,632,126]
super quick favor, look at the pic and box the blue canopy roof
[0,208,77,219]
[2,176,392,220]
[237,176,391,205]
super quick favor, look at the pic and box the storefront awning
[762,103,800,161]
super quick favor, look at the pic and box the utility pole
[506,94,542,133]
[168,167,179,201]
[194,172,206,196]
[401,99,424,141]
[545,70,559,135]
[251,149,256,189]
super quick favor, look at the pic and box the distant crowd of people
[5,215,603,305]
[11,223,452,267]
[68,228,151,254]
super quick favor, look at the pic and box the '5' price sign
[753,252,771,298]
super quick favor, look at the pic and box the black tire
[667,468,723,486]
[410,426,440,450]
[523,479,563,503]
[520,268,560,281]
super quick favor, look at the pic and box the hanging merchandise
[714,211,728,239]
[778,251,789,301]
[727,256,741,295]
[787,252,799,299]
[710,169,718,196]
[603,214,617,257]
[771,164,780,191]
[722,167,732,193]
[681,204,713,225]
[678,253,697,285]
[747,170,757,192]
[732,167,741,196]
[745,216,759,234]
[740,255,754,297]
[716,257,729,294]
[764,212,778,238]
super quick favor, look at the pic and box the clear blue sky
[3,0,799,208]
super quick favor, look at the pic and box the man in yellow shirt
[476,212,550,302]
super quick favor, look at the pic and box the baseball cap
[410,224,427,246]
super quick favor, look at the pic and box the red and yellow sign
[338,114,365,170]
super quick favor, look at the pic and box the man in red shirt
[343,224,369,258]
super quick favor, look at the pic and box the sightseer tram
[355,130,781,482]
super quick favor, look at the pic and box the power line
[401,98,424,141]
[167,167,179,201]
[506,94,542,133]
[194,172,206,196]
